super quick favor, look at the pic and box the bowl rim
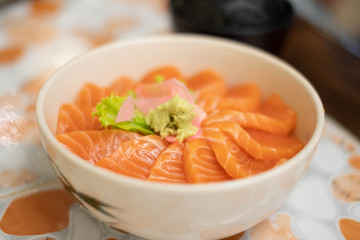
[36,34,325,194]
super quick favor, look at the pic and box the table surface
[0,1,359,240]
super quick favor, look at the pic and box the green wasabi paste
[145,94,198,142]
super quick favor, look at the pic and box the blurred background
[0,0,359,139]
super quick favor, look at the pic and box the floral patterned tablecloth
[0,1,359,239]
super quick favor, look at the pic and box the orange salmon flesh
[55,66,304,183]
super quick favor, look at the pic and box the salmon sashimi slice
[226,83,261,98]
[135,78,194,104]
[197,83,261,113]
[258,94,296,127]
[246,128,303,155]
[183,137,232,183]
[186,69,227,99]
[202,94,296,134]
[148,142,186,183]
[56,103,102,134]
[95,135,169,180]
[110,76,138,95]
[203,126,279,178]
[56,130,140,164]
[141,65,184,84]
[208,122,303,160]
[74,83,114,107]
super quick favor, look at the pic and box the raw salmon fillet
[211,122,303,160]
[203,126,279,178]
[148,142,186,183]
[183,137,232,183]
[55,66,305,184]
[258,94,296,126]
[56,129,140,164]
[110,76,138,95]
[74,83,113,107]
[56,103,102,134]
[197,83,261,113]
[186,69,227,100]
[246,128,303,157]
[96,135,169,179]
[202,94,296,134]
[141,65,184,84]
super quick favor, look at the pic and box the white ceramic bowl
[36,35,324,240]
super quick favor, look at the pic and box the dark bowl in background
[170,0,294,55]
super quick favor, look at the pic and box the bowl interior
[39,35,320,145]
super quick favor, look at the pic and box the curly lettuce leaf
[92,93,154,134]
[112,121,153,135]
[92,93,125,128]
